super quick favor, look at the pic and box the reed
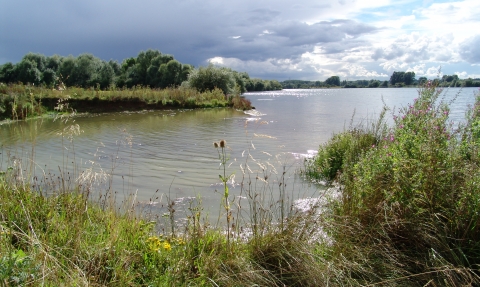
[0,83,252,121]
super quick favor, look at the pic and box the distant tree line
[0,50,282,94]
[281,72,480,89]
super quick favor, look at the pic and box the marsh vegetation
[1,82,480,286]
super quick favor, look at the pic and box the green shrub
[315,82,480,285]
[304,108,387,183]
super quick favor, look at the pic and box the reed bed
[0,83,252,121]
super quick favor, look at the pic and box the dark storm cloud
[206,19,378,63]
[0,0,378,67]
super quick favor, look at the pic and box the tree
[390,71,405,85]
[368,80,380,88]
[42,68,56,87]
[404,71,415,85]
[0,63,17,83]
[187,64,236,95]
[45,55,63,72]
[325,76,340,86]
[390,71,415,85]
[22,53,46,72]
[269,80,283,90]
[58,56,77,86]
[15,59,41,85]
[135,49,161,86]
[121,57,136,73]
[97,62,115,89]
[71,53,102,88]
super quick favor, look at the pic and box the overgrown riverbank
[0,83,252,121]
[305,83,480,285]
[1,82,479,286]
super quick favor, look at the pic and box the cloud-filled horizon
[1,0,479,81]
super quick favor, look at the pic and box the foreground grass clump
[0,83,252,120]
[0,183,179,285]
[0,164,329,286]
[306,83,480,285]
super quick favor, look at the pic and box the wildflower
[214,142,219,148]
[163,242,172,251]
[219,140,226,148]
[147,236,162,252]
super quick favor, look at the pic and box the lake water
[1,87,478,216]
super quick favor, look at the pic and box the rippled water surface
[1,88,477,214]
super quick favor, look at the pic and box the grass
[2,81,479,286]
[0,83,253,121]
[305,82,480,285]
[0,101,326,286]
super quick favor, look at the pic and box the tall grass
[306,82,480,285]
[0,97,328,286]
[0,83,252,121]
[3,80,478,286]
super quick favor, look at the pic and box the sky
[1,0,479,81]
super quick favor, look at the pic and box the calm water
[1,87,478,214]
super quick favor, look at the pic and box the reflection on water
[1,88,477,215]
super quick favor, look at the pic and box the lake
[1,87,478,216]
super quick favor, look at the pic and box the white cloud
[455,71,480,79]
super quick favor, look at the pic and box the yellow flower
[147,236,162,252]
[163,242,172,251]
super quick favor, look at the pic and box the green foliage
[304,108,387,182]
[0,84,246,120]
[187,64,236,95]
[325,75,341,86]
[306,81,480,285]
[15,59,42,85]
[390,71,416,85]
[0,249,39,286]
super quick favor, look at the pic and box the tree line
[281,72,480,89]
[0,50,282,94]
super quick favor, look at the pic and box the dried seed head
[219,140,226,148]
[214,142,219,148]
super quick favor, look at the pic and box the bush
[304,107,387,182]
[307,82,480,285]
[187,64,236,95]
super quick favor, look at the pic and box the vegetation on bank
[0,50,282,93]
[304,82,480,285]
[0,105,325,286]
[2,80,480,286]
[282,72,480,89]
[0,83,253,121]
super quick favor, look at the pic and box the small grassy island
[0,50,288,120]
[0,83,253,121]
